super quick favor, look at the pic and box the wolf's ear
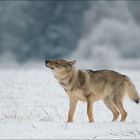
[68,60,76,66]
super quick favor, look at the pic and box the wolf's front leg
[87,95,94,123]
[67,98,78,122]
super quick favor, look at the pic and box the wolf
[45,59,139,123]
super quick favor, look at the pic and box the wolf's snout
[45,60,53,69]
[45,60,49,67]
[45,60,49,64]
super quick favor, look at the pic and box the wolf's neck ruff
[59,70,74,81]
[56,68,78,92]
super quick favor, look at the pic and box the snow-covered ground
[0,68,140,139]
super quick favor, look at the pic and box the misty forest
[0,1,140,67]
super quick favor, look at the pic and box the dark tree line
[0,1,140,63]
[0,1,89,62]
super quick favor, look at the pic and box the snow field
[0,68,140,139]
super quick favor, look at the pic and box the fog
[0,1,140,69]
[71,1,140,69]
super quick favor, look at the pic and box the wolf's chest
[66,89,87,102]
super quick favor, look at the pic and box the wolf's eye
[56,64,61,68]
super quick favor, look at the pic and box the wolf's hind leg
[113,98,127,122]
[104,96,119,121]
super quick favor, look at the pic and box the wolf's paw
[89,119,94,123]
[67,119,73,123]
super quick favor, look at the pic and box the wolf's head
[45,59,76,74]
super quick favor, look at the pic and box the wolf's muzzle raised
[45,60,49,67]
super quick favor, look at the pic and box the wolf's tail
[125,76,139,104]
